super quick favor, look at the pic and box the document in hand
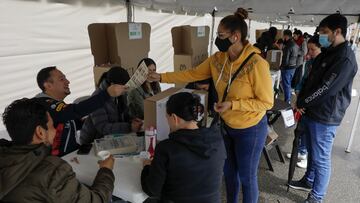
[126,61,149,90]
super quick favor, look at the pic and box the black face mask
[215,37,233,52]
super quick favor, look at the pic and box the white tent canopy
[0,0,357,139]
[130,0,360,26]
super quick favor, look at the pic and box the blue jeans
[281,68,296,103]
[302,116,337,201]
[223,116,267,203]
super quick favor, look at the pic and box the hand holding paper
[126,61,149,90]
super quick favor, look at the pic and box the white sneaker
[286,153,307,160]
[298,153,307,160]
[297,159,308,169]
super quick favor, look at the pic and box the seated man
[0,98,115,202]
[141,92,226,203]
[35,66,127,156]
[80,66,143,145]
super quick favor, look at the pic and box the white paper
[280,109,295,128]
[126,61,149,90]
[156,98,170,141]
[128,23,142,40]
[271,50,279,62]
[197,26,206,37]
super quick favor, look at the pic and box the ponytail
[166,92,204,122]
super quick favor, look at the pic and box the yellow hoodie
[161,43,274,129]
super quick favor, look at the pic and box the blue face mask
[319,34,331,48]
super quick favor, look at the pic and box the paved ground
[221,50,360,203]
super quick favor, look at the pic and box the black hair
[137,58,156,68]
[97,71,108,88]
[307,35,321,48]
[294,29,303,36]
[106,66,130,85]
[138,58,161,95]
[276,39,284,44]
[105,66,130,116]
[319,13,347,37]
[220,8,249,43]
[37,66,57,92]
[303,32,311,38]
[2,98,48,145]
[283,29,293,37]
[166,92,204,122]
[269,27,278,38]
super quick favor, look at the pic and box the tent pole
[126,0,133,22]
[248,19,251,38]
[354,15,360,44]
[346,94,360,153]
[210,8,217,55]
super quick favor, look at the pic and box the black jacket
[297,41,358,125]
[281,39,299,69]
[35,90,111,156]
[141,127,226,203]
[80,80,131,145]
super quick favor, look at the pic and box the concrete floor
[221,50,360,203]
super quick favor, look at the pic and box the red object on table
[148,137,155,158]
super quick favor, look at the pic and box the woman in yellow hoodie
[149,8,273,203]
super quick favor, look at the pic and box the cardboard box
[144,88,208,141]
[88,22,151,85]
[171,25,210,87]
[266,50,283,70]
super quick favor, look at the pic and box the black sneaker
[288,177,312,192]
[304,194,322,203]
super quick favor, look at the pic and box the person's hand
[107,84,128,97]
[143,158,153,166]
[295,107,306,115]
[148,72,161,82]
[214,101,232,113]
[131,118,143,132]
[98,155,115,170]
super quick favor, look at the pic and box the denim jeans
[302,116,338,201]
[281,68,296,103]
[223,116,267,203]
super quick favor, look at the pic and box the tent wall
[0,0,315,140]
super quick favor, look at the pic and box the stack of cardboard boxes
[171,25,210,87]
[88,22,151,86]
